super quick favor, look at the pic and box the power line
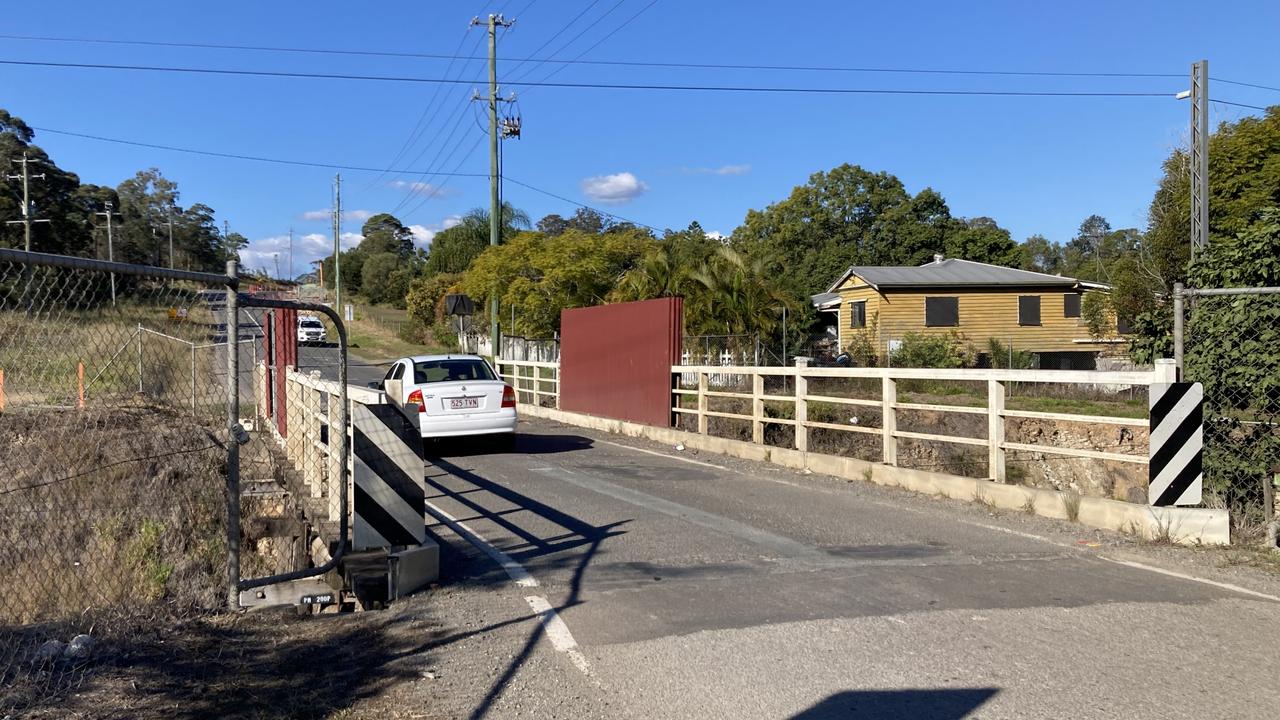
[366,9,485,191]
[1212,98,1270,111]
[504,0,603,78]
[8,32,1279,96]
[31,122,664,235]
[30,125,490,177]
[0,58,1183,98]
[389,101,482,215]
[510,0,628,82]
[1215,77,1280,94]
[504,177,658,232]
[0,32,1195,79]
[527,0,660,86]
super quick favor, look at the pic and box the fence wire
[0,256,238,713]
[1184,290,1280,545]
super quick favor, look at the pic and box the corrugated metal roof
[828,258,1084,292]
[810,292,841,309]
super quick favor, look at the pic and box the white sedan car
[377,354,517,443]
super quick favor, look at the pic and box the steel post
[1173,282,1185,380]
[224,260,240,609]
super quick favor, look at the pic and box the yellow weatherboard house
[814,254,1121,369]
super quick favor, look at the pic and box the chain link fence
[1179,285,1280,547]
[0,251,239,712]
[0,250,349,715]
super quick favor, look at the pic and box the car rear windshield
[412,358,496,384]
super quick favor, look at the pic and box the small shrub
[1021,494,1037,515]
[986,338,1034,369]
[1062,491,1082,522]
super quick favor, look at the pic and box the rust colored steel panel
[560,297,682,427]
[271,307,297,437]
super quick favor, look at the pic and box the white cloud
[239,231,363,279]
[390,180,460,199]
[406,215,465,251]
[299,209,374,222]
[580,172,649,204]
[706,230,727,241]
[682,164,751,176]
[408,224,435,249]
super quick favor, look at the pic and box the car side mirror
[366,381,382,389]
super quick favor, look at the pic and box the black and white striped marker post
[350,403,426,550]
[1149,381,1203,506]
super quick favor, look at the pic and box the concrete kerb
[520,404,1230,546]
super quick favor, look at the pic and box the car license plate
[449,397,479,410]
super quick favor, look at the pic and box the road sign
[1149,382,1203,506]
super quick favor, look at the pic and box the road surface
[356,417,1280,719]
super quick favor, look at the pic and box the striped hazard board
[350,402,426,550]
[1149,381,1204,506]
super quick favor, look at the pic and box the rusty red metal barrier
[559,297,682,427]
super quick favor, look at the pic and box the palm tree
[613,241,688,301]
[689,247,794,337]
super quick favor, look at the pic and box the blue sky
[3,0,1278,277]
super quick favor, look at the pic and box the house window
[848,300,866,328]
[1018,295,1041,326]
[924,297,959,327]
[1063,293,1082,318]
[1117,316,1133,335]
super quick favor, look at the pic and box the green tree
[359,213,414,258]
[1018,234,1063,274]
[1182,208,1280,515]
[685,246,795,338]
[731,164,958,298]
[424,202,530,276]
[462,228,653,337]
[360,252,404,304]
[944,217,1019,267]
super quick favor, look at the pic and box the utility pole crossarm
[6,153,50,252]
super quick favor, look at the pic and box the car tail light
[407,388,424,413]
[502,385,516,409]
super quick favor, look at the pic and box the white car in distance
[377,355,516,445]
[297,315,327,344]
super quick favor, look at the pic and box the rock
[674,444,685,451]
[65,634,95,661]
[34,640,65,664]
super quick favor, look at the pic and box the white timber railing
[256,364,382,522]
[671,358,1175,483]
[495,359,560,409]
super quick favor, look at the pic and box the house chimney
[933,253,944,264]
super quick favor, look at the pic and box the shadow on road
[425,447,628,720]
[424,431,593,459]
[790,688,1000,719]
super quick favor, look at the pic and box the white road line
[423,499,538,588]
[595,438,729,470]
[423,498,594,675]
[962,520,1280,603]
[1097,557,1280,603]
[525,595,593,675]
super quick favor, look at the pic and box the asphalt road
[380,418,1280,720]
[296,343,388,389]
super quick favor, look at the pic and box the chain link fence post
[224,260,240,610]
